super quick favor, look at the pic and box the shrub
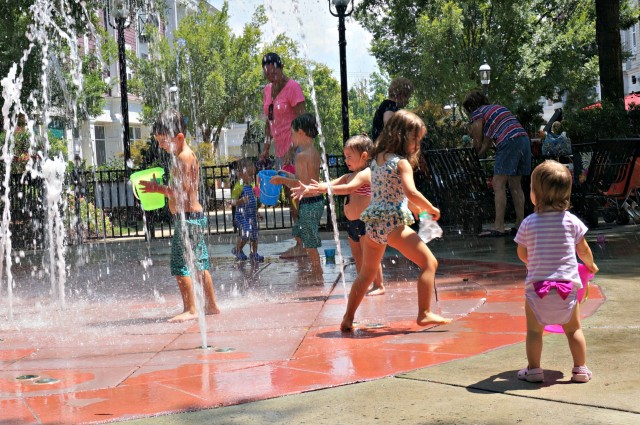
[563,102,637,144]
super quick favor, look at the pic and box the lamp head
[479,61,491,86]
[169,83,178,106]
[111,0,130,20]
[329,0,354,16]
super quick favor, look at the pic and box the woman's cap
[262,52,283,68]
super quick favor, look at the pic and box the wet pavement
[1,223,638,424]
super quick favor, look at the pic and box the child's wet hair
[371,110,425,167]
[344,133,373,156]
[153,109,187,137]
[531,160,572,212]
[292,113,319,138]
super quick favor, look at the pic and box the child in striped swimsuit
[514,160,598,383]
[294,134,385,296]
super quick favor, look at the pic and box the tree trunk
[596,0,624,108]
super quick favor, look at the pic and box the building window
[633,25,637,55]
[94,125,106,166]
[129,126,142,142]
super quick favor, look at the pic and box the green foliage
[48,131,68,159]
[563,102,640,143]
[64,192,114,242]
[133,1,266,158]
[413,101,469,149]
[348,79,377,138]
[242,121,265,145]
[355,0,602,118]
[0,1,110,123]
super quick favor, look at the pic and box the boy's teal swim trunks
[291,195,324,249]
[171,213,210,276]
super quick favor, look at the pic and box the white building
[621,13,640,95]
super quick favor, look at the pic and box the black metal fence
[5,141,639,250]
[4,155,348,250]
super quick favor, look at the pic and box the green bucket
[130,167,166,211]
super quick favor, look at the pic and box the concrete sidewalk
[123,224,640,425]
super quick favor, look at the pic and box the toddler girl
[514,160,598,383]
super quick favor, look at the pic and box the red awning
[583,92,640,110]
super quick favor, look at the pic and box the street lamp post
[329,0,354,145]
[106,0,133,170]
[479,61,491,97]
[449,95,457,122]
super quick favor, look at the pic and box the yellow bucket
[130,167,166,211]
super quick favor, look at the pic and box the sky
[208,0,379,87]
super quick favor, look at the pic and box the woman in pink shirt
[261,52,307,257]
[260,52,306,165]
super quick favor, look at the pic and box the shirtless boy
[140,109,220,322]
[269,113,324,275]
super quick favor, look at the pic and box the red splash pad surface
[0,258,604,424]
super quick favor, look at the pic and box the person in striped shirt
[514,160,598,383]
[463,90,532,237]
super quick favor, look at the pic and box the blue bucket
[258,170,282,206]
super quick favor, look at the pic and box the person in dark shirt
[370,77,414,142]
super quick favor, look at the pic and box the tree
[0,0,112,127]
[596,0,624,108]
[132,1,266,157]
[348,79,377,136]
[355,0,635,120]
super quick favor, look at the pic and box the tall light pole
[479,61,491,98]
[105,0,133,170]
[449,94,457,122]
[329,0,354,145]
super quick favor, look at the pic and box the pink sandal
[571,365,592,383]
[517,367,544,383]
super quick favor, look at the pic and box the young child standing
[269,113,324,275]
[140,109,220,323]
[514,160,598,383]
[340,110,451,332]
[294,134,385,295]
[231,158,263,263]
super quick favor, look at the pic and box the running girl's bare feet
[417,311,452,327]
[367,285,386,296]
[168,311,198,323]
[340,315,355,332]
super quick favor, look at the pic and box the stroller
[572,139,640,226]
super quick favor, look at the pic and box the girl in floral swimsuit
[340,110,451,332]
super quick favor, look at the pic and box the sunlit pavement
[1,224,638,424]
